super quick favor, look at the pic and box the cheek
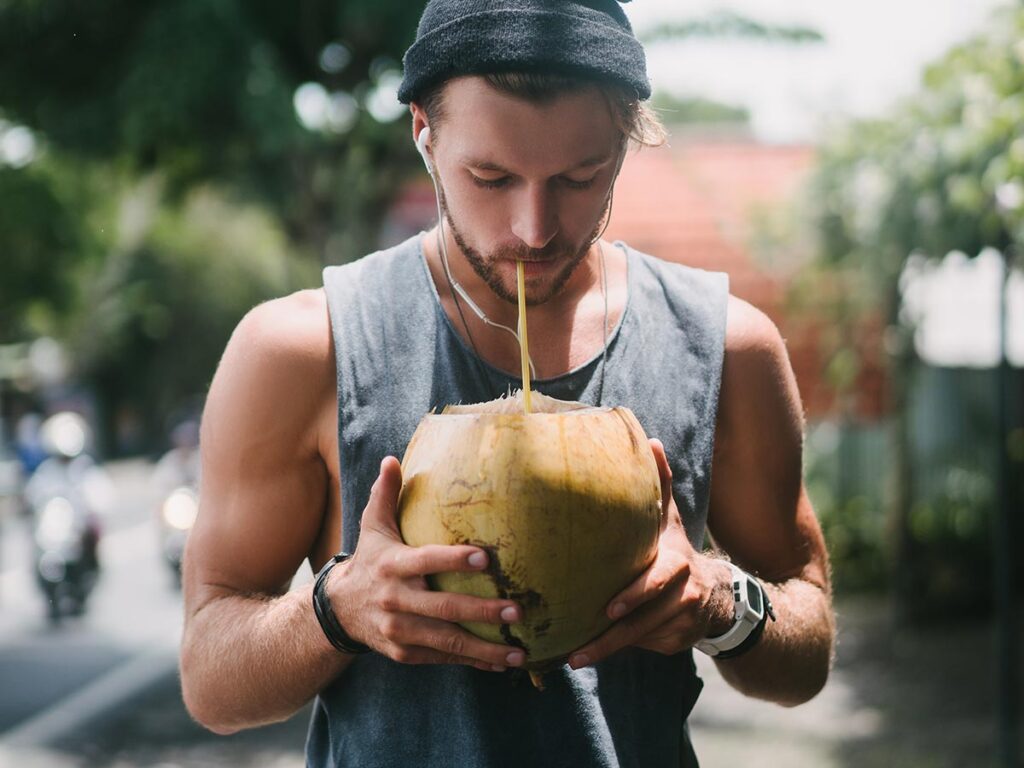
[445,181,508,235]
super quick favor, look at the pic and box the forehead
[436,76,620,170]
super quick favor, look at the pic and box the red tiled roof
[606,140,886,421]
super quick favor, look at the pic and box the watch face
[746,579,762,615]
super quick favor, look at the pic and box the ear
[410,102,430,149]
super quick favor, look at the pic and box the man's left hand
[568,438,732,669]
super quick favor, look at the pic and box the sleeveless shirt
[308,234,729,768]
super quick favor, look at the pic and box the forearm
[709,568,835,706]
[180,582,354,734]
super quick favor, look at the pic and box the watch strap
[313,552,371,655]
[713,602,772,659]
[695,564,775,658]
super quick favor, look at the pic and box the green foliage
[641,11,823,45]
[650,92,750,125]
[811,5,1024,274]
[73,182,320,452]
[0,155,110,343]
[0,0,423,450]
[0,0,424,261]
[793,6,1024,613]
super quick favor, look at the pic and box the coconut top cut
[442,389,603,415]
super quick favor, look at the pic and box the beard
[438,185,609,306]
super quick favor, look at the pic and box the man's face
[424,77,622,306]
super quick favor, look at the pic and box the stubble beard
[438,185,609,307]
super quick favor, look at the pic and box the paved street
[0,460,1020,767]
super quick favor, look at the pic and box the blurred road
[0,459,312,768]
[0,461,181,738]
[0,461,1019,767]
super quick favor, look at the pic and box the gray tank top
[308,234,728,768]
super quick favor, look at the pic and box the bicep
[183,296,334,611]
[706,300,830,590]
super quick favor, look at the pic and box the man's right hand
[325,456,526,673]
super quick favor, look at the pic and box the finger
[391,646,510,673]
[360,456,404,538]
[648,438,673,526]
[383,543,492,578]
[604,552,689,621]
[403,589,522,625]
[389,618,527,669]
[568,602,669,669]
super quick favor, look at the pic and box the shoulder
[718,294,805,448]
[723,295,793,381]
[230,288,330,367]
[205,289,334,451]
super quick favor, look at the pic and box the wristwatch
[694,563,776,659]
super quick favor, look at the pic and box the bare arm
[568,297,834,707]
[705,297,835,706]
[180,290,350,734]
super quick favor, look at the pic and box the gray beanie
[397,0,650,104]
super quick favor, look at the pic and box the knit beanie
[397,0,650,104]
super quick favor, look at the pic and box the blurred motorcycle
[158,485,197,586]
[154,420,200,588]
[24,412,108,622]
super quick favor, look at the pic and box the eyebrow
[465,152,613,174]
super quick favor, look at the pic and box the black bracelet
[313,553,370,655]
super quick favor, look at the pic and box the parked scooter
[154,420,200,587]
[24,412,107,622]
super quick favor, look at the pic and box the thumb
[360,456,404,538]
[648,438,676,529]
[648,438,673,495]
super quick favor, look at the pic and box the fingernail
[500,606,519,622]
[570,654,590,669]
[505,650,525,666]
[609,602,627,619]
[468,551,487,568]
[491,664,506,673]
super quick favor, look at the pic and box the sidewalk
[691,596,1023,767]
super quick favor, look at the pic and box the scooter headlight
[162,488,198,531]
[36,497,76,548]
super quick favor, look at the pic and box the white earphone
[415,126,433,178]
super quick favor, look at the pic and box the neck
[422,227,622,379]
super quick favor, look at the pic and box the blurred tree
[0,165,78,343]
[650,92,750,126]
[0,0,422,451]
[802,4,1023,616]
[73,181,320,453]
[642,10,823,45]
[0,0,423,265]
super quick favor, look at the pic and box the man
[180,1,835,765]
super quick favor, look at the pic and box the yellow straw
[516,260,532,414]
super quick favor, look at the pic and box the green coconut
[398,390,661,683]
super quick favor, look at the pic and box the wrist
[694,562,776,659]
[312,553,370,655]
[703,558,736,638]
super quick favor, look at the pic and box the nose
[510,184,558,251]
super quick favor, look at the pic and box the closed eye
[470,174,511,189]
[561,176,598,190]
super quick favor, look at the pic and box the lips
[517,260,557,276]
